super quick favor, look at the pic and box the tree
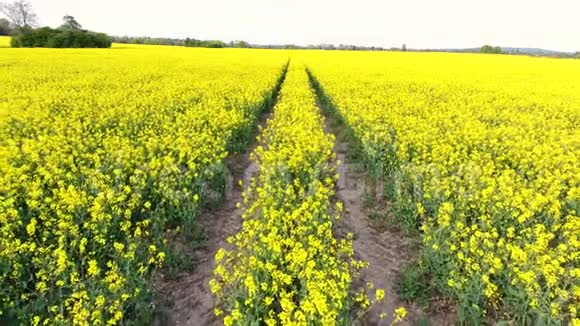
[0,17,11,35]
[230,40,249,48]
[60,15,82,30]
[11,27,111,48]
[481,44,502,54]
[184,38,227,48]
[0,0,37,30]
[402,43,407,51]
[480,45,493,53]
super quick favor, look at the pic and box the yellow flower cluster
[304,51,580,323]
[0,44,287,324]
[0,36,10,47]
[211,63,371,325]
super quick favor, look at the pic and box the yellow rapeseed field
[210,63,400,325]
[1,41,578,325]
[0,36,10,47]
[304,51,580,324]
[0,44,288,324]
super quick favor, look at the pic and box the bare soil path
[152,64,288,326]
[314,81,453,325]
[152,111,270,326]
[323,111,421,326]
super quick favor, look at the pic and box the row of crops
[210,63,398,325]
[305,51,580,324]
[0,46,288,324]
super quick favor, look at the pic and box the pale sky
[24,0,580,52]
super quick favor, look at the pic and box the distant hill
[429,47,575,56]
[500,47,573,55]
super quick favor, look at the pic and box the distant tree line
[10,15,111,48]
[111,36,185,46]
[109,36,392,51]
[111,36,251,49]
[257,43,387,51]
[11,27,111,48]
[480,44,502,54]
[1,1,111,48]
[184,38,227,48]
[478,45,579,58]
